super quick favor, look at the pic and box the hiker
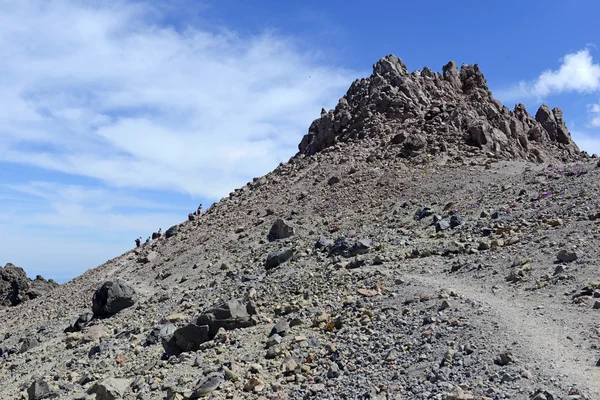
[135,237,141,248]
[188,212,195,222]
[157,228,162,238]
[197,203,203,215]
[145,236,151,245]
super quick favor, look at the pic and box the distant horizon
[2,0,600,281]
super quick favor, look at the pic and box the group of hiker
[135,227,162,248]
[135,204,204,248]
[188,203,203,221]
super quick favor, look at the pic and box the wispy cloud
[0,0,357,198]
[0,1,358,280]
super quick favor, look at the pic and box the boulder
[27,378,51,400]
[265,248,294,270]
[170,324,210,353]
[196,298,257,338]
[165,225,178,238]
[557,249,577,263]
[92,280,137,318]
[267,219,295,241]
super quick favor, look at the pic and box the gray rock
[65,310,94,333]
[194,372,224,397]
[328,176,340,185]
[146,323,177,346]
[141,251,158,263]
[268,219,295,241]
[27,378,51,400]
[265,248,294,270]
[327,362,341,379]
[449,215,463,228]
[20,336,39,353]
[329,237,354,257]
[92,280,137,318]
[350,239,372,256]
[270,320,290,337]
[436,220,451,232]
[557,249,577,262]
[165,225,178,238]
[195,298,257,338]
[87,377,131,400]
[171,324,210,353]
[315,237,334,250]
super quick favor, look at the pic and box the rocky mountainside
[0,263,58,307]
[1,55,600,400]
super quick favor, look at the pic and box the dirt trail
[402,269,600,396]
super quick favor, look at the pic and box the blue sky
[1,0,600,282]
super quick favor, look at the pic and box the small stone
[557,249,577,262]
[282,357,298,374]
[327,362,341,379]
[165,313,188,323]
[27,378,51,400]
[357,288,378,297]
[439,300,451,310]
[478,240,490,250]
[270,320,290,337]
[194,372,223,397]
[495,351,513,366]
[436,220,451,232]
[243,377,265,393]
[328,176,341,185]
[266,334,282,348]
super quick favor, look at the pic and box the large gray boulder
[92,280,137,318]
[267,219,295,241]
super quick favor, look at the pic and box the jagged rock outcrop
[0,263,58,307]
[298,54,583,163]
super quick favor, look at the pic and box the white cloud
[588,102,600,127]
[533,49,600,96]
[0,0,357,199]
[494,48,600,103]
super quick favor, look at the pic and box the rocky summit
[300,55,582,164]
[1,55,600,400]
